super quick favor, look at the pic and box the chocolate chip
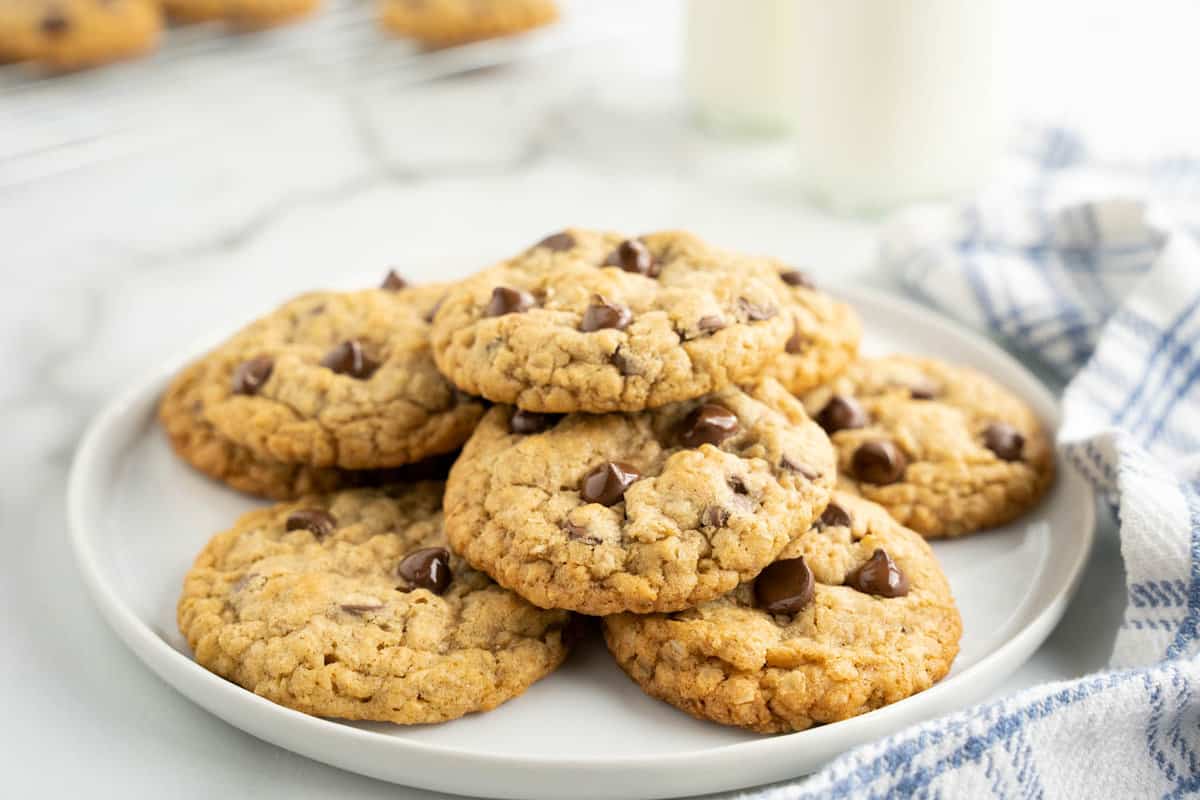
[818,503,852,529]
[536,232,575,252]
[697,315,726,334]
[286,509,336,538]
[755,557,815,616]
[40,12,69,35]
[728,475,749,494]
[852,440,908,484]
[231,356,273,396]
[908,380,939,400]
[738,297,777,321]
[611,348,635,375]
[340,602,384,615]
[679,404,739,448]
[320,340,379,380]
[780,270,815,289]
[604,239,658,277]
[701,505,730,527]
[563,520,600,544]
[510,409,558,434]
[580,461,641,506]
[780,456,818,480]
[380,270,408,290]
[785,332,807,354]
[580,295,632,332]
[816,395,868,434]
[424,296,445,323]
[845,549,909,597]
[984,422,1025,461]
[485,286,535,317]
[397,547,452,595]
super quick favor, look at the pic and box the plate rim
[67,283,1096,796]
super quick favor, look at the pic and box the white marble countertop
[3,0,1197,796]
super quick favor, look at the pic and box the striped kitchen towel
[743,129,1200,798]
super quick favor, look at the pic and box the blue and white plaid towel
[744,129,1200,798]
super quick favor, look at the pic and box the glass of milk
[685,0,1007,213]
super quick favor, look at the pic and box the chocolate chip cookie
[0,0,160,70]
[160,359,355,501]
[162,0,317,27]
[159,359,459,499]
[801,355,1055,538]
[431,229,801,413]
[444,378,836,615]
[379,0,558,47]
[178,482,575,724]
[766,267,862,394]
[198,282,484,470]
[603,492,961,733]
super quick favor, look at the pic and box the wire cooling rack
[0,0,619,187]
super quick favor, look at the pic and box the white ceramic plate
[69,285,1094,800]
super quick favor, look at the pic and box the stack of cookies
[166,228,1054,733]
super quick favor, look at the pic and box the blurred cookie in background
[0,0,161,70]
[379,0,557,47]
[162,0,319,28]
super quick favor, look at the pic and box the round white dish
[68,284,1094,800]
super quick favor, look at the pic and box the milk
[685,0,1007,212]
[685,0,801,135]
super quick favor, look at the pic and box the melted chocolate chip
[424,296,445,323]
[701,505,730,527]
[340,602,384,615]
[580,295,632,332]
[697,315,726,334]
[536,232,576,252]
[604,239,657,277]
[737,297,777,321]
[780,270,815,289]
[397,547,452,595]
[509,409,559,434]
[380,270,408,290]
[679,404,740,448]
[908,380,939,400]
[231,355,273,396]
[780,456,818,480]
[983,422,1025,461]
[852,440,908,484]
[845,549,909,597]
[580,461,641,506]
[728,475,749,494]
[40,12,69,35]
[320,340,379,380]
[485,286,535,317]
[816,395,868,434]
[610,348,635,375]
[755,557,815,616]
[286,509,336,538]
[818,503,852,529]
[562,520,599,544]
[785,332,807,354]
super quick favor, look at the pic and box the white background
[1,0,1196,796]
